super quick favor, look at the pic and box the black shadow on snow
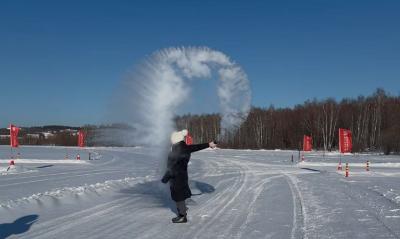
[36,165,54,169]
[300,167,321,172]
[0,215,39,239]
[118,180,215,215]
[190,181,215,195]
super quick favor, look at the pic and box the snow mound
[299,162,400,168]
[0,175,155,208]
[0,159,90,164]
[0,165,37,175]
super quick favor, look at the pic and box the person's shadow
[118,180,215,215]
[190,181,215,195]
[0,215,39,239]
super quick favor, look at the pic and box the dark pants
[176,200,187,216]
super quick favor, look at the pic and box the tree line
[1,89,399,154]
[176,89,400,154]
[0,126,80,146]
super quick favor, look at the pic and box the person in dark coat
[161,129,217,223]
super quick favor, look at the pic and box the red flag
[185,133,193,145]
[78,130,85,147]
[303,135,312,151]
[339,128,352,153]
[9,124,20,148]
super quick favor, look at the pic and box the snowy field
[1,146,400,239]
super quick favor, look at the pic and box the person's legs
[176,200,187,216]
[172,200,188,223]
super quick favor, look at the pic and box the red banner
[303,135,312,151]
[9,124,20,148]
[339,128,352,153]
[185,133,193,145]
[78,130,85,147]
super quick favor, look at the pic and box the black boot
[172,214,187,223]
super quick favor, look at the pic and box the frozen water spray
[113,47,251,149]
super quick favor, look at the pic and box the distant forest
[0,126,80,146]
[175,89,400,154]
[1,89,399,154]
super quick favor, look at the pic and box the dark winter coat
[161,141,209,202]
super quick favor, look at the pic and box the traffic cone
[337,161,342,171]
[76,154,80,160]
[366,161,370,171]
[345,163,349,177]
[6,158,15,172]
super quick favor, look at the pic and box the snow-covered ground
[1,146,400,239]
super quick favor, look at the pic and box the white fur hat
[170,129,188,144]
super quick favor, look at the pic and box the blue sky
[1,0,399,127]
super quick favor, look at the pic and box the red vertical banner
[9,124,20,148]
[78,130,85,147]
[339,128,352,153]
[303,135,312,151]
[185,133,193,145]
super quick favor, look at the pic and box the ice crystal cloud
[115,47,251,147]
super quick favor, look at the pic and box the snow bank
[0,165,37,175]
[0,159,89,164]
[299,162,400,168]
[0,175,156,208]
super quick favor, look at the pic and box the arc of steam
[118,47,251,146]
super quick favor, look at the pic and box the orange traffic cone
[76,154,80,160]
[338,162,343,171]
[6,159,15,172]
[338,159,343,171]
[345,163,349,177]
[366,161,370,171]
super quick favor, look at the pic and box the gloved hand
[161,172,170,184]
[209,141,217,149]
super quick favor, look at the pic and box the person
[161,129,217,223]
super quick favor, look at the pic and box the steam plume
[112,47,251,147]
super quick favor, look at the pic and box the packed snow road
[1,146,400,239]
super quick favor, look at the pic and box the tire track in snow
[80,201,162,238]
[235,176,283,239]
[219,172,284,237]
[340,179,400,238]
[183,157,247,239]
[5,148,324,239]
[295,170,400,238]
[185,156,288,239]
[17,178,158,239]
[17,197,137,238]
[283,173,306,239]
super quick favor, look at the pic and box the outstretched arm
[186,141,217,153]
